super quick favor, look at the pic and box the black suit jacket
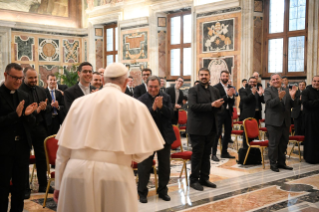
[138,92,176,145]
[238,87,245,112]
[125,87,134,97]
[0,85,36,154]
[57,84,68,91]
[264,87,295,127]
[213,82,235,114]
[64,83,96,113]
[134,83,147,99]
[187,84,222,135]
[239,86,264,120]
[291,90,303,119]
[165,86,184,106]
[19,82,52,131]
[45,88,66,125]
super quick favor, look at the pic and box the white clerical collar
[79,82,90,89]
[10,90,15,94]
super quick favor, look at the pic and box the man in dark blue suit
[138,76,175,203]
[134,68,151,98]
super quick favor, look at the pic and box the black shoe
[139,196,148,203]
[38,186,54,193]
[200,180,217,188]
[229,139,234,143]
[190,182,204,191]
[211,155,220,162]
[24,189,31,199]
[270,165,279,172]
[221,153,235,159]
[158,194,171,201]
[277,164,293,170]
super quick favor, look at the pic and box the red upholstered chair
[243,118,269,169]
[178,110,189,146]
[231,129,244,151]
[131,161,158,191]
[43,135,58,208]
[259,127,268,140]
[259,119,265,127]
[232,108,243,129]
[171,125,192,186]
[288,135,305,162]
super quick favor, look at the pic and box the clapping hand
[251,86,257,94]
[257,87,264,96]
[227,87,235,96]
[51,100,59,108]
[289,86,297,99]
[16,100,25,117]
[211,98,224,108]
[37,99,48,113]
[278,90,286,100]
[156,96,163,109]
[175,104,181,109]
[25,103,38,116]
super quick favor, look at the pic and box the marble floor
[19,136,319,212]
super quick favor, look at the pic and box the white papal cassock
[55,83,165,212]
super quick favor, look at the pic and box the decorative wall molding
[88,12,122,25]
[119,17,149,29]
[194,0,240,15]
[0,27,11,81]
[196,7,241,18]
[149,0,193,13]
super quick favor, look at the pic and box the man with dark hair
[282,76,289,88]
[125,76,134,96]
[19,67,55,195]
[97,68,105,86]
[0,63,37,212]
[212,70,236,161]
[134,68,152,98]
[64,62,96,113]
[91,72,103,89]
[165,76,184,124]
[137,76,175,203]
[159,77,166,92]
[301,76,319,164]
[264,74,297,172]
[238,79,247,117]
[253,72,262,88]
[193,80,200,86]
[187,68,224,191]
[45,74,65,135]
[291,81,306,135]
[239,76,265,148]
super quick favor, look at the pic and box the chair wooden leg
[288,142,296,158]
[153,166,158,192]
[219,137,222,153]
[297,142,301,162]
[235,135,239,152]
[260,147,265,169]
[43,178,51,208]
[179,163,184,178]
[30,164,35,187]
[184,161,188,186]
[243,147,251,165]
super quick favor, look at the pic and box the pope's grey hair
[104,73,128,86]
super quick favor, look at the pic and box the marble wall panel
[253,17,263,75]
[122,31,148,60]
[197,12,241,92]
[14,36,35,62]
[39,38,60,62]
[95,39,103,70]
[63,39,80,63]
[158,30,166,77]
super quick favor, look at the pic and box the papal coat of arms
[202,18,235,53]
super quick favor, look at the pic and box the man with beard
[165,77,184,125]
[301,76,319,164]
[0,63,37,212]
[64,62,96,113]
[91,72,103,90]
[187,68,224,191]
[212,70,236,161]
[291,81,306,135]
[264,74,297,172]
[239,76,264,148]
[19,67,55,196]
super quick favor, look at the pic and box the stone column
[149,7,159,76]
[307,0,319,84]
[241,0,254,80]
[0,26,11,81]
[87,22,96,72]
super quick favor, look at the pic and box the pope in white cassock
[53,63,165,212]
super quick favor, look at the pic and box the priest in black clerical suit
[301,76,319,164]
[291,82,306,135]
[0,63,37,212]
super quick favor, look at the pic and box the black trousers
[0,139,30,212]
[190,132,214,183]
[267,123,289,166]
[48,116,60,135]
[172,111,178,125]
[212,111,232,155]
[138,143,171,197]
[294,112,304,136]
[26,125,48,189]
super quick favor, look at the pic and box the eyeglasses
[8,73,23,81]
[82,70,93,74]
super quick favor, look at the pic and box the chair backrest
[243,118,260,146]
[178,110,187,125]
[232,107,238,120]
[44,135,58,171]
[171,125,183,151]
